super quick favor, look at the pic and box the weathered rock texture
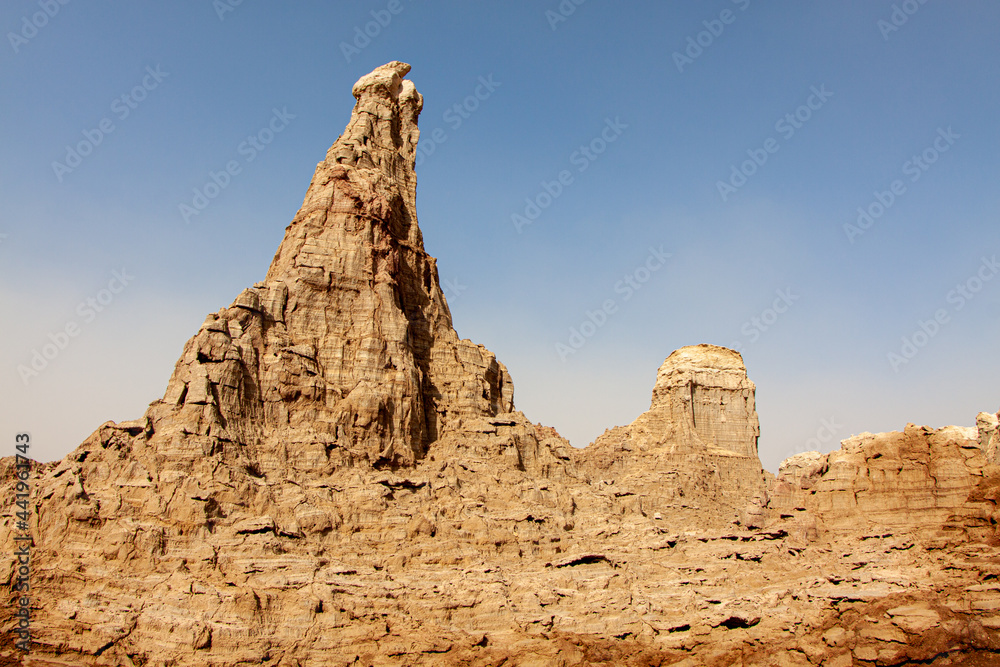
[650,345,761,458]
[768,424,994,544]
[2,63,999,667]
[979,410,1000,464]
[148,61,557,477]
[577,345,770,531]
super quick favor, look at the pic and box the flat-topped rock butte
[2,62,999,667]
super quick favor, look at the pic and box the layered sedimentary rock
[576,344,770,530]
[2,63,999,667]
[649,344,761,458]
[148,61,558,478]
[768,423,996,544]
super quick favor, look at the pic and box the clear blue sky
[2,1,998,471]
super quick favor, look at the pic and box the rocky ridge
[2,63,999,666]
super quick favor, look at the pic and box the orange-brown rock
[148,61,560,478]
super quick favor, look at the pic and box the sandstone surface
[768,423,995,541]
[2,63,999,667]
[576,344,771,532]
[979,410,999,464]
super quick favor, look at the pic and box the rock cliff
[576,344,770,531]
[2,63,998,667]
[767,423,995,544]
[979,409,1000,464]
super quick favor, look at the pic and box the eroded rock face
[148,60,547,474]
[979,409,1000,464]
[649,344,761,458]
[2,64,999,667]
[767,423,993,544]
[576,344,769,531]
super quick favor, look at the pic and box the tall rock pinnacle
[149,61,523,472]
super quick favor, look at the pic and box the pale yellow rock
[887,603,940,634]
[858,621,908,644]
[768,422,990,541]
[853,645,880,661]
[822,625,850,647]
[979,410,1000,464]
[650,344,761,457]
[575,344,770,531]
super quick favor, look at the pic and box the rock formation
[604,344,762,458]
[577,344,770,531]
[768,423,994,544]
[149,61,559,477]
[2,63,999,667]
[979,409,1000,464]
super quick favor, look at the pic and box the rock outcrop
[649,344,761,458]
[148,61,557,476]
[576,344,770,531]
[979,409,1000,464]
[768,423,995,544]
[2,63,999,667]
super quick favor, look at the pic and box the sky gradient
[2,1,998,471]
